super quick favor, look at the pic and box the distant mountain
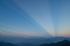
[0,41,17,46]
[0,37,70,44]
[40,39,70,46]
[16,37,70,46]
[43,37,70,43]
[0,37,70,46]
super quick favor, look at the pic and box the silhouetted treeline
[40,39,70,46]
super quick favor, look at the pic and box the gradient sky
[0,0,70,38]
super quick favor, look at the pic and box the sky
[0,0,70,38]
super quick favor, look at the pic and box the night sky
[0,0,70,38]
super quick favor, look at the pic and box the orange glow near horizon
[0,31,2,32]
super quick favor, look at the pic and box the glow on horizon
[0,31,2,32]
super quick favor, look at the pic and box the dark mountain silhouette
[0,37,70,46]
[0,37,70,45]
[0,42,17,46]
[15,37,70,46]
[17,42,35,46]
[0,41,35,46]
[44,37,70,43]
[20,43,35,46]
[0,45,2,46]
[40,39,70,46]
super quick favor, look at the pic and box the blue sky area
[0,0,70,38]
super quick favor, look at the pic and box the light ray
[13,0,55,37]
[1,0,53,37]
